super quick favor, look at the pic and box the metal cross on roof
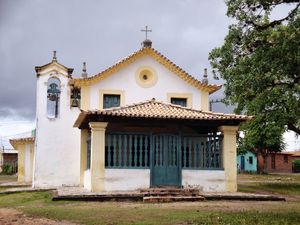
[141,26,152,40]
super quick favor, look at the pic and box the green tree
[209,0,299,172]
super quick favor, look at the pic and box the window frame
[99,89,125,109]
[170,97,187,107]
[103,94,121,109]
[249,156,253,165]
[167,93,193,108]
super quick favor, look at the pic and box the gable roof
[69,47,221,94]
[74,99,251,128]
[35,60,74,77]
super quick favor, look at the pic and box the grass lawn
[0,173,299,225]
[238,173,300,196]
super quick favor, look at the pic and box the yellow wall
[81,86,90,110]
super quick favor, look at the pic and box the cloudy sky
[0,0,299,150]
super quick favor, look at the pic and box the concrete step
[143,191,199,197]
[143,195,205,203]
[140,188,201,197]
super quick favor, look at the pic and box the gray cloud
[0,0,232,120]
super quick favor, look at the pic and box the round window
[135,67,158,88]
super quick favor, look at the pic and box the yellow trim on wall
[69,48,221,94]
[81,86,90,110]
[135,66,158,88]
[18,145,25,183]
[99,89,125,110]
[201,91,209,111]
[167,93,193,108]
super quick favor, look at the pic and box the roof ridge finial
[141,25,152,48]
[202,68,208,84]
[81,62,88,78]
[52,50,57,62]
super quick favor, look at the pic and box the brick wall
[257,153,293,173]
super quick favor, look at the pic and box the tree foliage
[209,0,299,170]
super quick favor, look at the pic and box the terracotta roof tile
[74,99,251,127]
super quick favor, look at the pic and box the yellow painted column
[89,122,108,192]
[218,126,239,192]
[17,144,25,183]
[80,129,89,186]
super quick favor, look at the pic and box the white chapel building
[10,38,249,193]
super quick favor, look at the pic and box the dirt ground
[0,208,78,225]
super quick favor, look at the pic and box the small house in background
[237,151,257,173]
[0,148,18,174]
[257,152,296,173]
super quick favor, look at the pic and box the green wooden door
[151,134,181,187]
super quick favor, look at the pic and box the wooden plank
[139,135,143,167]
[124,134,127,167]
[193,138,197,168]
[134,135,138,167]
[129,135,132,167]
[188,138,192,168]
[118,135,122,167]
[107,135,111,167]
[213,134,217,168]
[145,136,148,167]
[113,135,117,167]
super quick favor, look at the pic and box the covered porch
[74,99,249,193]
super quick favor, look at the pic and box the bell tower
[33,51,81,188]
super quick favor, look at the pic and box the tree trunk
[262,154,267,174]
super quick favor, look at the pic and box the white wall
[83,169,150,192]
[34,66,81,188]
[104,169,150,191]
[83,169,91,191]
[90,56,203,110]
[182,170,226,192]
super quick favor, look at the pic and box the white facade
[29,46,239,192]
[89,56,203,110]
[34,65,80,187]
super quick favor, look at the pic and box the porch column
[89,122,108,192]
[80,129,89,186]
[218,125,239,192]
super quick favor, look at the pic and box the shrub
[293,159,300,173]
[1,163,17,175]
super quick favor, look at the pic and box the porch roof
[74,99,251,128]
[9,137,35,150]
